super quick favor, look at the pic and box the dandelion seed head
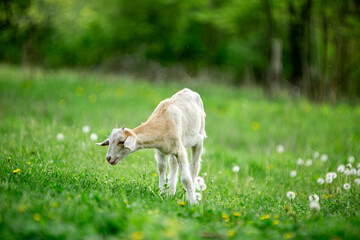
[343,183,351,190]
[337,164,345,173]
[286,191,296,199]
[350,168,357,175]
[247,177,254,182]
[320,154,328,162]
[317,178,324,185]
[90,133,98,141]
[309,201,320,213]
[194,192,202,201]
[290,170,297,178]
[57,133,64,141]
[357,169,360,176]
[195,176,205,186]
[232,165,240,173]
[354,178,360,185]
[276,145,285,154]
[346,163,352,168]
[309,194,319,202]
[305,159,312,167]
[313,151,319,159]
[297,158,304,166]
[348,156,355,163]
[344,169,350,176]
[357,163,360,169]
[82,125,90,133]
[325,177,333,184]
[196,183,207,191]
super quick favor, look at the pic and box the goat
[96,88,206,204]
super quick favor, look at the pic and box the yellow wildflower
[18,205,26,213]
[27,162,31,165]
[260,214,270,220]
[152,173,157,177]
[273,220,279,225]
[130,231,144,240]
[267,164,273,170]
[32,213,41,222]
[274,214,279,219]
[233,212,240,217]
[178,201,186,207]
[52,202,59,208]
[284,232,294,239]
[228,230,236,238]
[162,228,176,238]
[13,169,21,173]
[221,213,230,220]
[252,122,260,130]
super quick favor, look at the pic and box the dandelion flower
[346,163,352,168]
[82,125,90,133]
[317,178,324,185]
[194,192,202,201]
[57,133,64,141]
[286,191,296,199]
[27,162,31,165]
[13,168,21,173]
[305,159,312,167]
[348,156,355,163]
[290,170,297,177]
[326,172,337,180]
[32,213,41,222]
[343,183,350,190]
[313,151,319,159]
[260,214,270,220]
[90,133,98,141]
[325,177,333,184]
[297,158,304,166]
[178,201,186,206]
[354,178,360,185]
[195,176,205,186]
[337,164,345,173]
[197,183,207,191]
[320,154,328,162]
[232,165,240,173]
[309,194,319,202]
[233,212,240,217]
[276,145,285,153]
[309,201,320,213]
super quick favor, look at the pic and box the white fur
[97,88,206,204]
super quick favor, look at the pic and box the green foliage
[0,65,359,239]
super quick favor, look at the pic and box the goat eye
[118,141,124,145]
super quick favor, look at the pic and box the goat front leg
[175,146,197,205]
[168,154,178,195]
[154,150,167,194]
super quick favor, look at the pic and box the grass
[0,64,360,240]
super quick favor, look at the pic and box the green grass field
[0,64,359,240]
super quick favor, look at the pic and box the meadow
[0,64,359,240]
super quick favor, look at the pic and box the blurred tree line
[1,0,359,100]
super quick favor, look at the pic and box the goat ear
[120,125,125,131]
[96,138,109,146]
[124,135,136,151]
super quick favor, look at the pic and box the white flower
[197,183,207,191]
[297,158,304,166]
[357,163,360,169]
[90,133,98,141]
[82,125,90,133]
[232,165,240,173]
[49,160,54,164]
[344,169,350,176]
[195,176,205,186]
[309,194,319,202]
[337,164,345,173]
[57,133,64,141]
[290,170,297,177]
[247,177,254,182]
[203,172,207,177]
[357,169,360,176]
[305,159,312,167]
[309,201,320,213]
[194,192,202,201]
[276,145,284,153]
[354,178,360,185]
[346,163,352,168]
[350,168,357,175]
[348,156,355,163]
[325,177,333,184]
[343,183,350,190]
[313,152,319,159]
[320,154,328,162]
[326,172,337,180]
[286,191,296,199]
[317,178,324,185]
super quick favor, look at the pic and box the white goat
[97,88,206,204]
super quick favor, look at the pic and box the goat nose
[106,156,111,162]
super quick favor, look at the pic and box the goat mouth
[110,157,119,165]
